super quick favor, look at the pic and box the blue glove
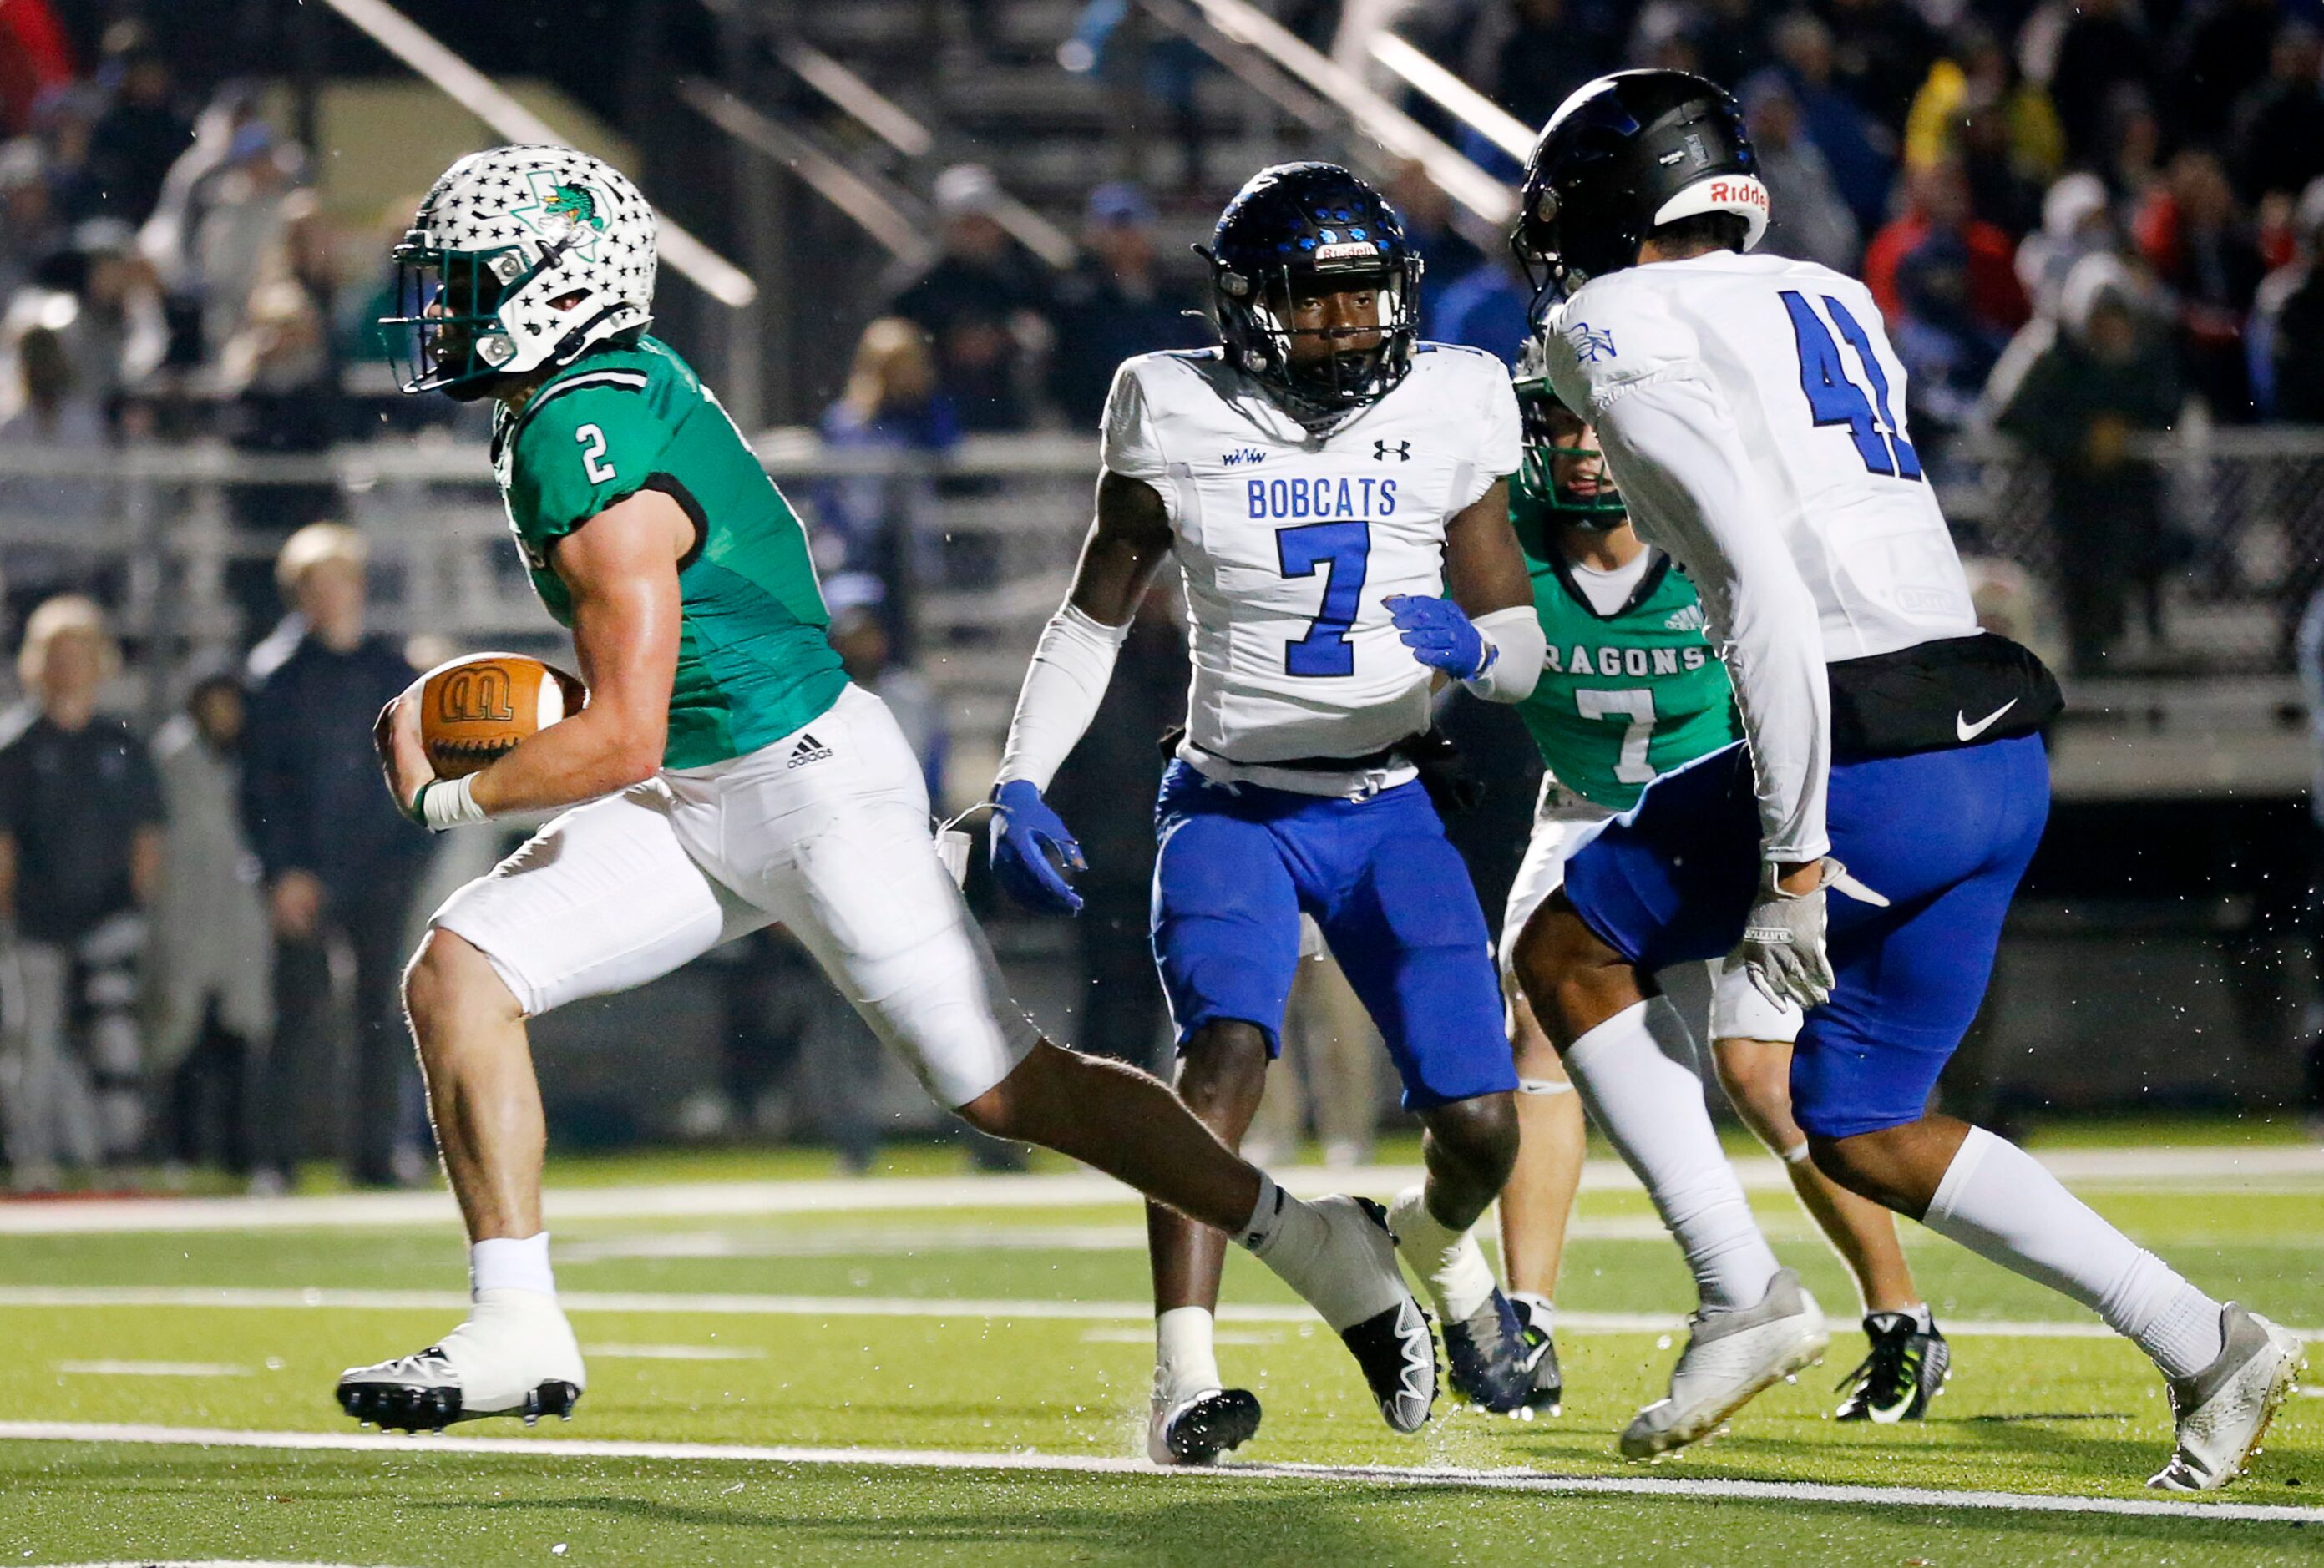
[990,779,1086,916]
[1385,594,1493,680]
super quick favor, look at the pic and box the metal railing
[3,425,2322,793]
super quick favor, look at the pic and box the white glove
[1736,858,1890,1010]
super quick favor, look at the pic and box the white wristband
[418,774,489,832]
[1461,605,1547,703]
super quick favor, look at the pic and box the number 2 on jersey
[575,423,617,483]
[1277,521,1370,677]
[1780,291,1921,481]
[1577,687,1658,784]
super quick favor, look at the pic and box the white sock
[469,1232,555,1301]
[1389,1185,1498,1323]
[1923,1128,2223,1379]
[1564,998,1780,1310]
[1511,1290,1554,1329]
[1154,1306,1222,1404]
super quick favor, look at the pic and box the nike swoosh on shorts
[1954,699,2018,741]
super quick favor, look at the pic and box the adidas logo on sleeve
[787,731,834,768]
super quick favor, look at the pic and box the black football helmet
[1203,163,1422,421]
[1511,70,1767,296]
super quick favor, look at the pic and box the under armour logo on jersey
[1374,440,1411,462]
[1222,447,1264,466]
[787,732,834,769]
[1568,322,1617,363]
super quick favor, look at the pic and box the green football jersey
[1511,499,1739,811]
[491,335,847,770]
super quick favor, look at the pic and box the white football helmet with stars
[384,144,656,396]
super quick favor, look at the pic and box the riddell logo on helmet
[1313,240,1380,261]
[1706,180,1768,213]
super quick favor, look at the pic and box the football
[417,650,586,779]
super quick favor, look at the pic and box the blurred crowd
[11,0,2324,1183]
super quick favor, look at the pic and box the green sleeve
[508,385,673,552]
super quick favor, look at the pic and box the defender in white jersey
[1508,70,2302,1486]
[990,164,1549,1462]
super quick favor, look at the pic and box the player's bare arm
[379,489,691,819]
[1066,469,1175,625]
[1442,478,1531,618]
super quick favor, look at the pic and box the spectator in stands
[146,670,271,1185]
[2250,179,2324,424]
[889,163,1054,434]
[1046,589,1187,1074]
[2174,0,2283,144]
[84,36,190,228]
[824,573,945,802]
[1822,0,1941,139]
[240,524,428,1192]
[2135,149,2266,420]
[2228,22,2324,210]
[1386,161,1483,292]
[2017,171,2118,320]
[1891,228,2016,439]
[1433,254,1531,365]
[38,219,170,418]
[1906,26,2062,184]
[1743,71,1861,274]
[1048,182,1205,431]
[1771,11,1896,234]
[2046,0,2158,169]
[816,317,958,594]
[0,595,163,1189]
[1865,158,2028,338]
[0,323,114,630]
[34,84,106,225]
[1987,254,2181,675]
[0,140,61,304]
[2099,84,2165,205]
[1477,0,1618,135]
[0,0,74,138]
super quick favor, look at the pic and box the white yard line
[1,1146,2316,1236]
[51,1361,251,1378]
[0,1421,2314,1526]
[1,1283,2315,1343]
[580,1343,766,1361]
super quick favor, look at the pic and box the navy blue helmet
[1203,163,1422,420]
[1512,70,1767,296]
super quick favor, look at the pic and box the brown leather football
[418,651,586,779]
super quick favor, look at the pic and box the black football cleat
[1149,1387,1263,1465]
[1442,1288,1533,1414]
[1835,1311,1950,1423]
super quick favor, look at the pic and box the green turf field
[0,1136,2317,1565]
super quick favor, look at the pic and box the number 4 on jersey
[1780,291,1921,482]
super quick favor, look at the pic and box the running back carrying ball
[417,652,585,779]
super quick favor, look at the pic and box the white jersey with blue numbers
[1101,343,1521,795]
[1540,251,1980,862]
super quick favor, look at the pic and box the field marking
[52,1361,251,1378]
[580,1343,765,1362]
[0,1421,2316,1527]
[1,1284,2316,1343]
[554,1215,1688,1262]
[3,1146,2316,1235]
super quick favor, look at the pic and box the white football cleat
[1253,1194,1437,1433]
[337,1288,585,1431]
[2147,1304,2306,1491]
[1147,1387,1263,1465]
[1621,1267,1828,1459]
